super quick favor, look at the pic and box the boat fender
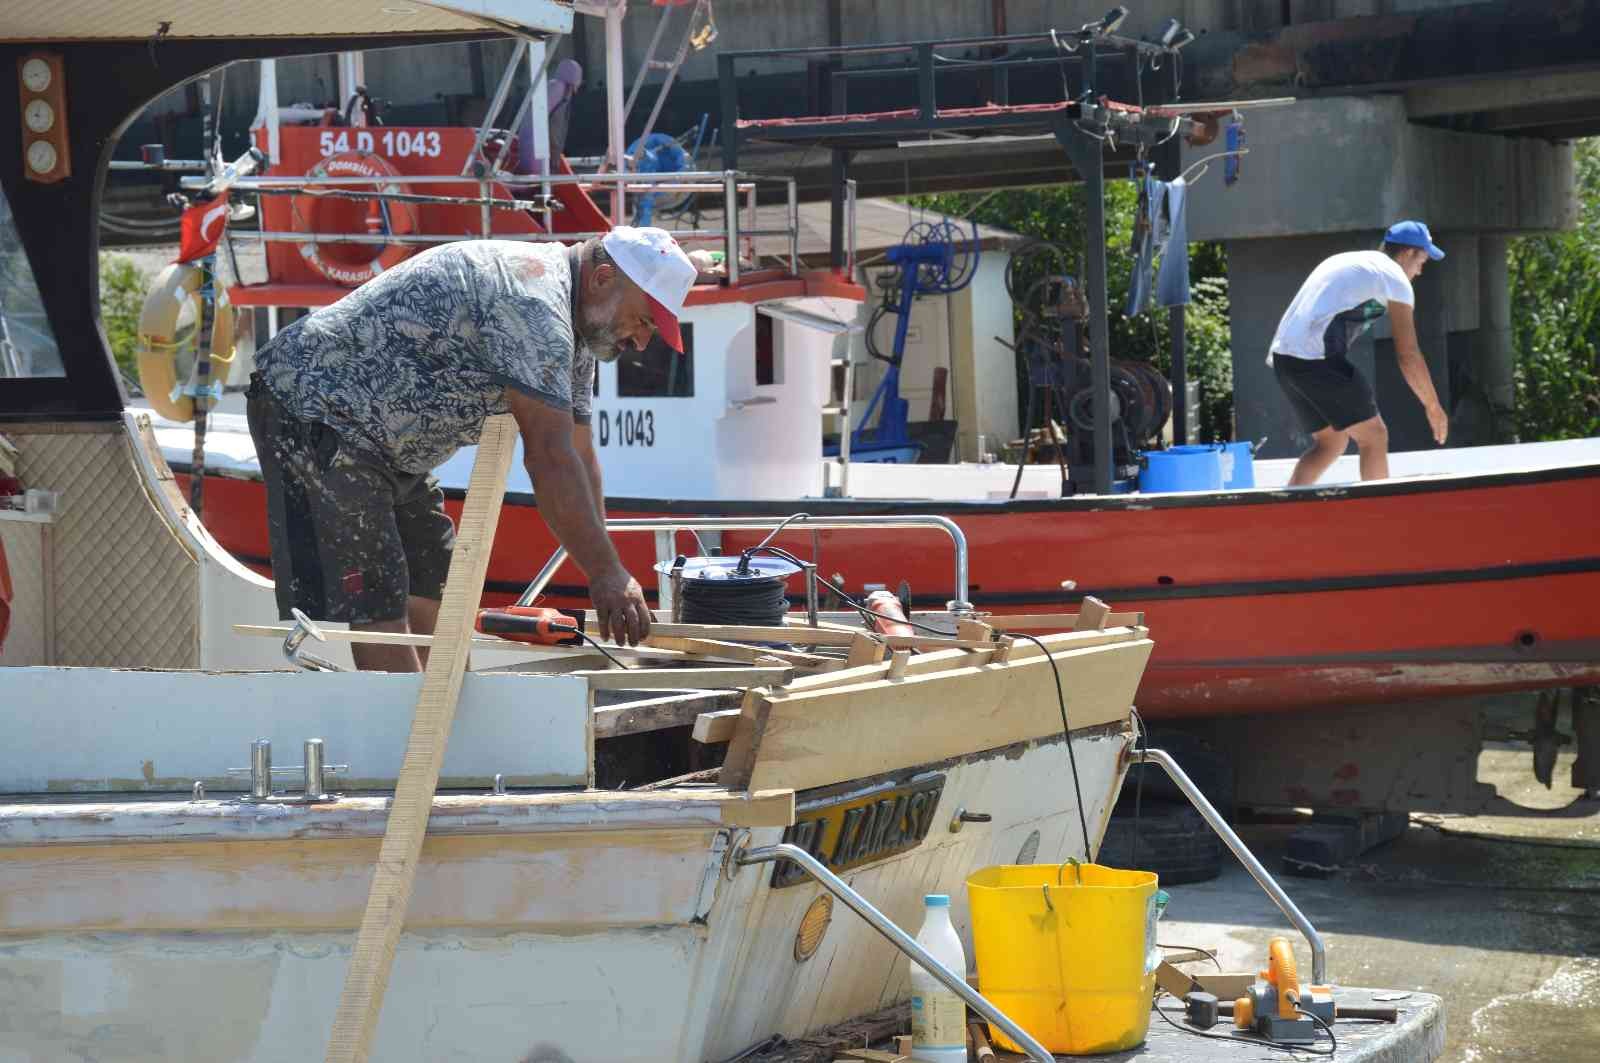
[291,151,418,287]
[135,262,236,423]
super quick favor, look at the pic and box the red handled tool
[475,606,586,646]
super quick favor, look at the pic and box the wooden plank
[886,649,910,680]
[730,638,1153,793]
[717,687,771,790]
[593,689,742,739]
[325,414,518,1063]
[692,708,743,744]
[985,611,1144,631]
[591,621,861,646]
[785,626,1147,695]
[718,788,796,828]
[646,635,831,668]
[575,665,793,691]
[1074,595,1112,631]
[847,632,887,668]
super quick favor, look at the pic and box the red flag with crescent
[175,196,230,263]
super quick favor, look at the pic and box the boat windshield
[0,184,63,379]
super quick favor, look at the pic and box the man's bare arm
[573,422,607,525]
[505,389,650,643]
[1388,301,1449,445]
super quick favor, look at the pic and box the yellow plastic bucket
[966,863,1159,1055]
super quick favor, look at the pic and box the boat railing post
[1143,748,1328,985]
[736,842,1055,1063]
[461,38,529,178]
[654,529,678,617]
[787,176,799,275]
[846,178,858,276]
[517,546,572,608]
[724,170,741,285]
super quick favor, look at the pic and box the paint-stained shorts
[245,374,455,624]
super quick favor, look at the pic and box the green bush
[98,253,149,384]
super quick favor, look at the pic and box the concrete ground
[1158,746,1600,1063]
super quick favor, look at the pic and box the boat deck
[751,986,1444,1062]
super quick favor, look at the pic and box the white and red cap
[601,225,697,353]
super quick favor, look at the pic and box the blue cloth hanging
[1125,174,1168,316]
[1155,176,1190,308]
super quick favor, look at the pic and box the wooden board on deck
[723,635,1152,793]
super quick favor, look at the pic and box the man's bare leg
[407,595,441,669]
[1289,426,1350,486]
[1345,415,1391,481]
[349,617,422,672]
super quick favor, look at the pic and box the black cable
[1151,992,1337,1056]
[576,630,629,671]
[1297,1005,1339,1056]
[1158,942,1223,971]
[1010,631,1093,863]
[680,574,788,627]
[747,512,813,556]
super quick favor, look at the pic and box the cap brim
[1426,243,1445,261]
[645,292,684,353]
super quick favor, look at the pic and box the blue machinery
[839,218,979,463]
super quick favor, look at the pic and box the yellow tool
[1230,937,1334,1044]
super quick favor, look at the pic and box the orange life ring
[291,151,419,287]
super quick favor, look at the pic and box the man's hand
[590,566,652,646]
[1427,403,1449,446]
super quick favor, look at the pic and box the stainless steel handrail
[517,514,971,613]
[1142,748,1328,985]
[736,843,1055,1063]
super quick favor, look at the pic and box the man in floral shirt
[248,226,696,671]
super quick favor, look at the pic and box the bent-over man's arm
[573,422,607,526]
[1388,301,1449,445]
[505,388,651,645]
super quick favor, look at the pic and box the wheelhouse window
[618,322,694,397]
[0,185,63,378]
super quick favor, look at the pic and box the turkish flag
[175,196,230,263]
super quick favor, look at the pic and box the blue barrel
[1219,441,1256,489]
[1140,445,1223,493]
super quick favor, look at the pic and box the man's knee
[1347,416,1388,450]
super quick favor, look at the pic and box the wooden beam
[594,690,742,739]
[575,665,793,691]
[1074,596,1112,631]
[719,788,796,828]
[717,687,770,789]
[985,610,1144,631]
[692,708,743,744]
[846,632,887,668]
[325,414,518,1063]
[728,638,1154,793]
[646,635,831,669]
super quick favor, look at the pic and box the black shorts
[245,375,455,624]
[1272,352,1380,434]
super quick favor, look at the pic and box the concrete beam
[1405,68,1600,119]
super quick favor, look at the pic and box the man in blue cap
[1269,221,1449,485]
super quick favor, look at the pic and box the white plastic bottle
[909,894,968,1063]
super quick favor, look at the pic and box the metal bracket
[227,738,348,803]
[283,608,347,672]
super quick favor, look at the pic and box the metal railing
[519,514,972,615]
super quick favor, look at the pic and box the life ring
[291,151,418,287]
[135,262,236,423]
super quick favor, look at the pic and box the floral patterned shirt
[254,240,593,473]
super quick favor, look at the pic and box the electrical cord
[1152,991,1337,1056]
[576,630,630,670]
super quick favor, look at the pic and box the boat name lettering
[597,409,655,448]
[318,130,442,159]
[771,775,945,888]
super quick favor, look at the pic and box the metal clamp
[227,738,348,803]
[283,609,347,672]
[948,807,993,833]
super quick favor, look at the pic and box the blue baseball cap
[1384,220,1445,261]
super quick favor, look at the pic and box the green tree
[98,253,149,383]
[909,183,1235,442]
[1508,138,1600,441]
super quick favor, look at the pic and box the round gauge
[26,140,58,175]
[21,57,52,94]
[24,99,54,134]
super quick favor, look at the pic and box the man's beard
[577,285,628,362]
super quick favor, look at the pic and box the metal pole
[606,5,628,225]
[303,738,327,800]
[1143,749,1328,985]
[787,177,800,275]
[723,170,741,284]
[622,4,673,121]
[1170,303,1189,444]
[1053,120,1113,493]
[736,843,1055,1063]
[250,739,272,800]
[717,52,740,172]
[461,39,529,177]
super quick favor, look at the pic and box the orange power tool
[475,606,586,646]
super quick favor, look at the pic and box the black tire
[1096,799,1224,885]
[1121,729,1236,822]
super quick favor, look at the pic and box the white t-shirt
[1268,251,1414,363]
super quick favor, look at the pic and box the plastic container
[1139,444,1222,493]
[1218,441,1256,489]
[966,863,1160,1055]
[909,894,967,1062]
